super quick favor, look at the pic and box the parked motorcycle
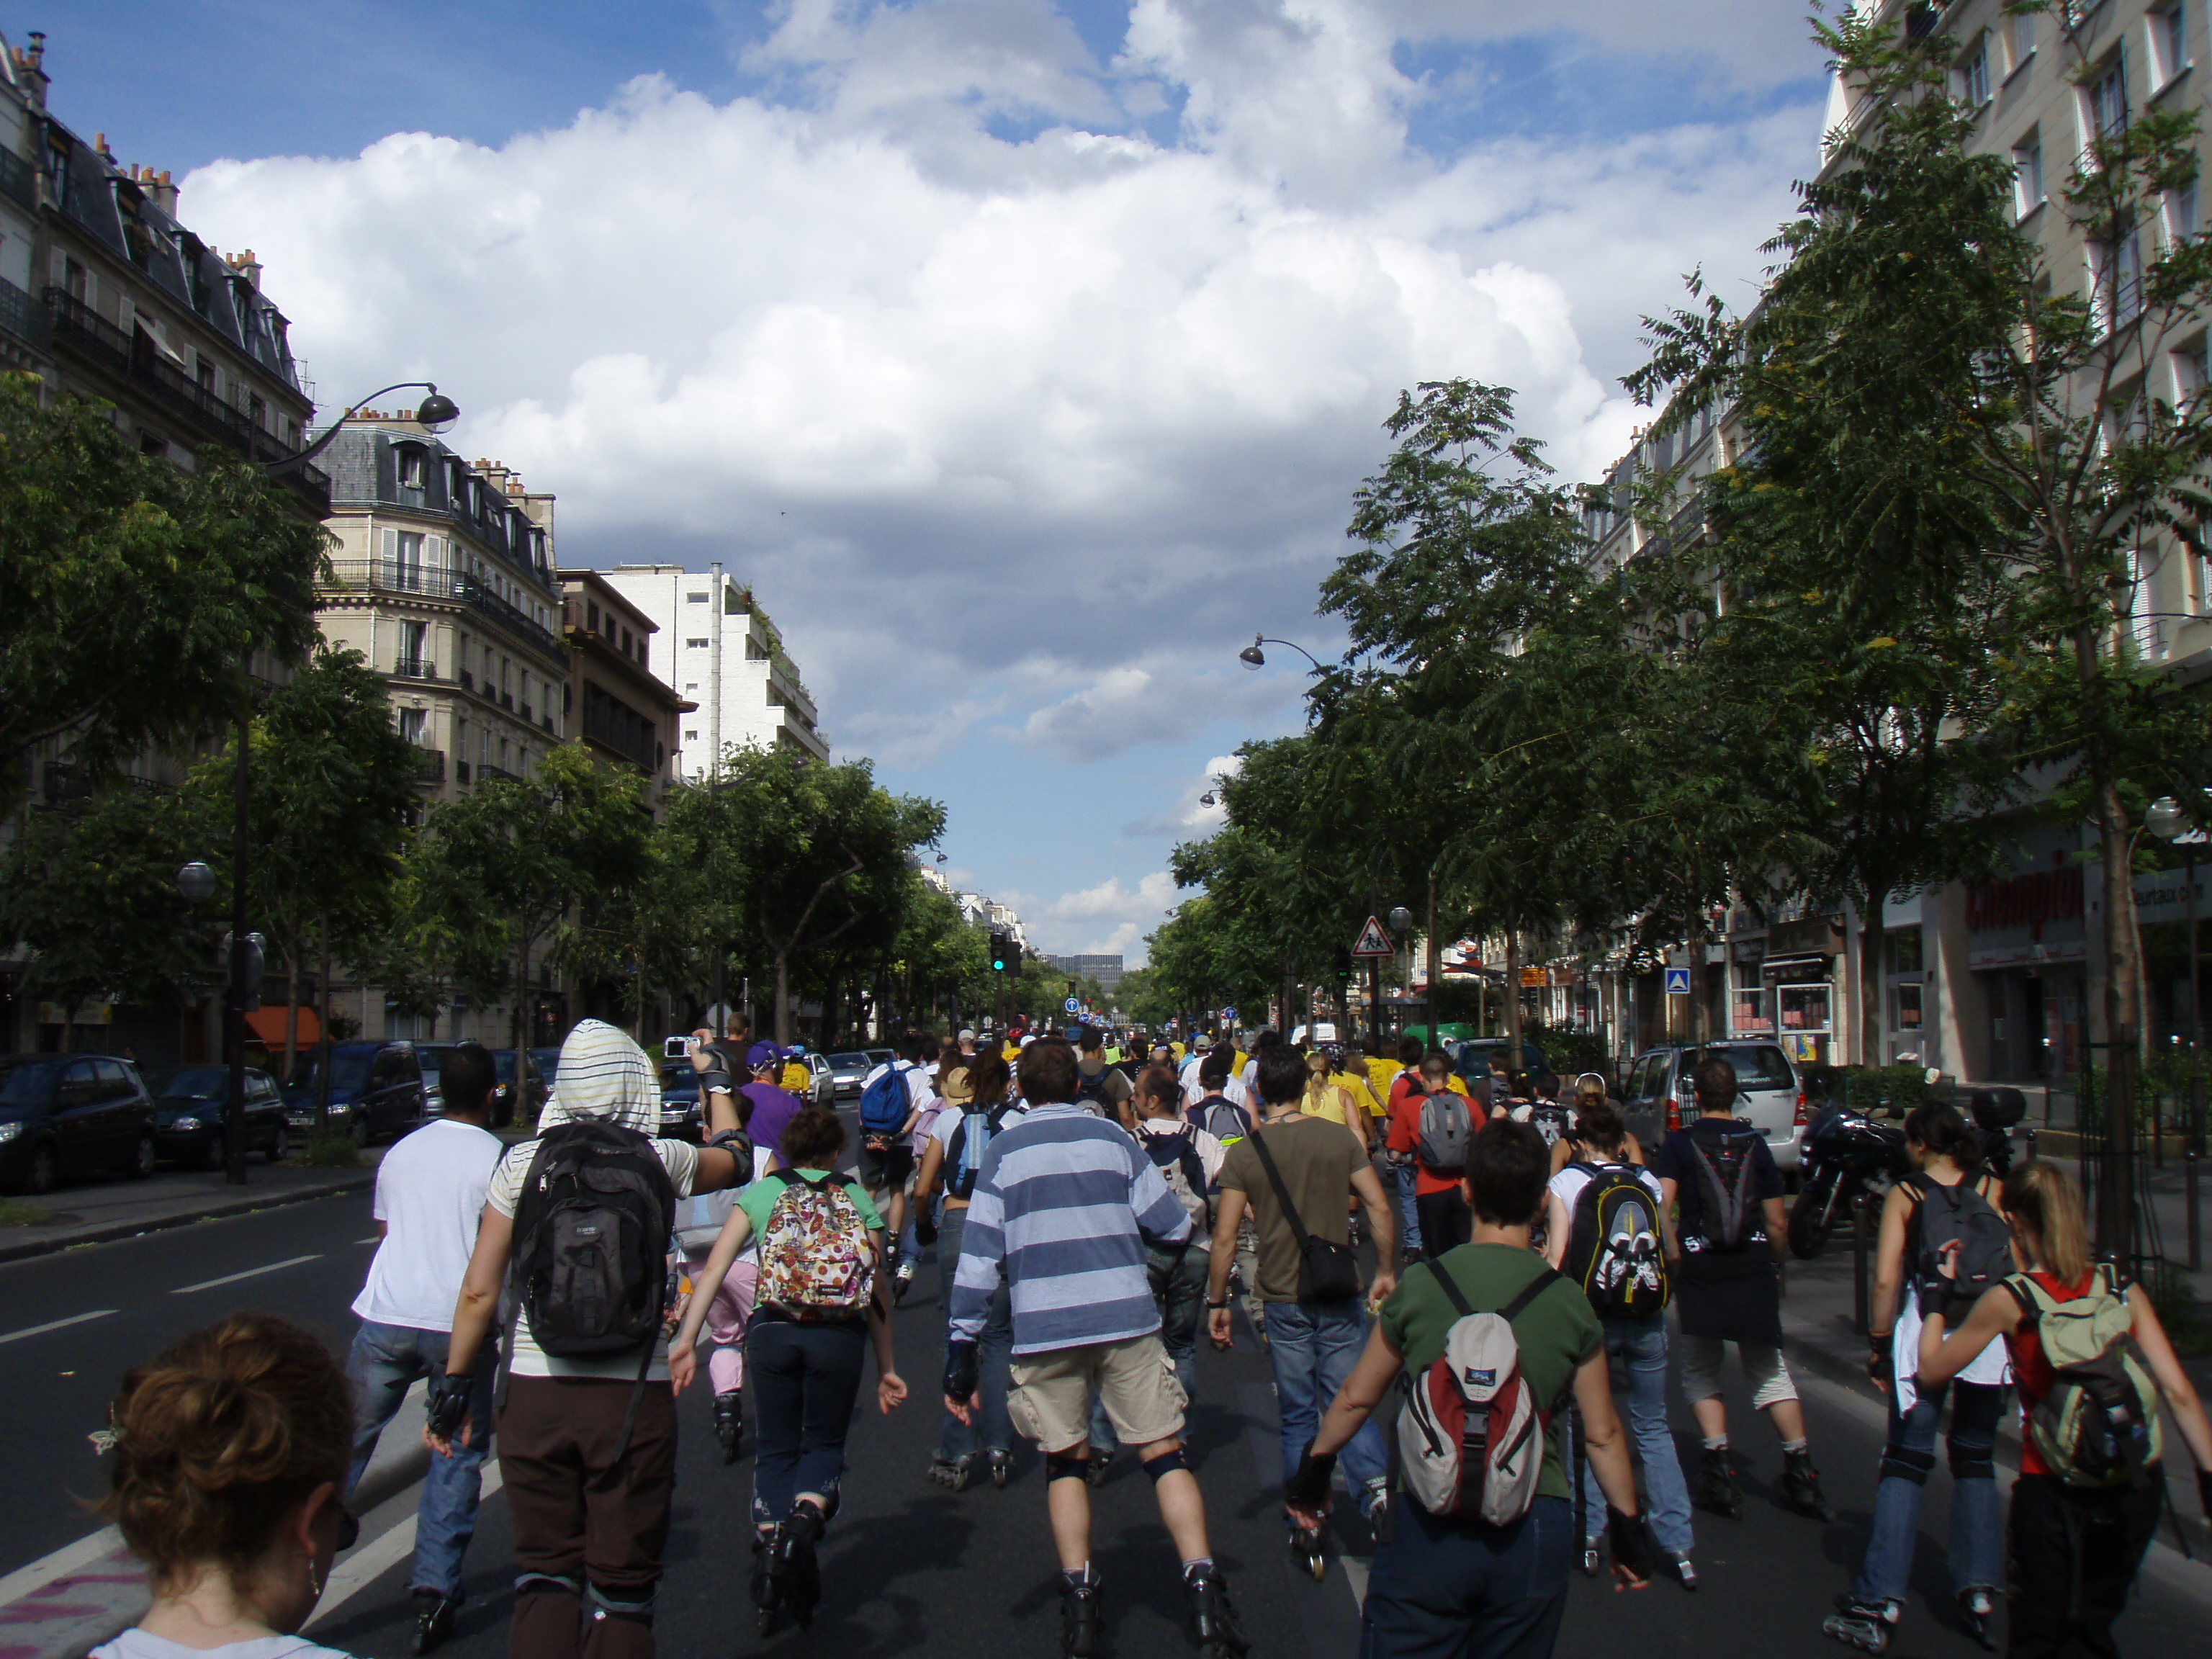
[1969,1086,2031,1181]
[1787,1102,1910,1259]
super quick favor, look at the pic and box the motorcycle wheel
[1788,1179,1838,1259]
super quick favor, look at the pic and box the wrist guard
[1866,1341,1893,1385]
[426,1372,473,1440]
[1606,1504,1656,1581]
[943,1339,979,1403]
[1285,1439,1337,1509]
[915,1212,938,1246]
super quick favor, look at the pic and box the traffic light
[1334,945,1353,984]
[990,931,1009,973]
[1007,940,1024,972]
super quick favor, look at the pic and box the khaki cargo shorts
[1008,1333,1187,1452]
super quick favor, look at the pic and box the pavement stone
[0,1157,385,1265]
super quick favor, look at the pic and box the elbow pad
[944,1339,979,1403]
[705,1128,753,1179]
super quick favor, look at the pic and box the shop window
[1895,983,1925,1033]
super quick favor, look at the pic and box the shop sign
[1767,917,1843,956]
[2133,868,2208,927]
[1966,863,2083,938]
[37,998,112,1025]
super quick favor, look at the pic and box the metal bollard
[1852,1192,1871,1336]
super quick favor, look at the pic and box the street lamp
[262,382,461,475]
[176,862,215,904]
[2148,792,2207,1269]
[1238,634,1326,672]
[176,856,253,1184]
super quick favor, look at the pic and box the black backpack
[1909,1174,2013,1307]
[1563,1162,1670,1315]
[509,1119,678,1358]
[1075,1064,1118,1112]
[1686,1121,1761,1253]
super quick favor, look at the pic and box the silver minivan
[1619,1042,1805,1174]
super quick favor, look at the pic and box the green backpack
[2005,1265,2162,1488]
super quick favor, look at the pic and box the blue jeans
[1393,1160,1424,1254]
[937,1205,1015,1460]
[1852,1376,2007,1603]
[1361,1493,1571,1659]
[345,1321,496,1600]
[1574,1313,1694,1558]
[1087,1243,1208,1448]
[1263,1300,1388,1493]
[747,1318,867,1526]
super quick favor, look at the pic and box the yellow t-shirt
[1335,1069,1388,1120]
[1170,1042,1186,1061]
[1303,1082,1350,1125]
[780,1060,809,1094]
[1362,1056,1400,1112]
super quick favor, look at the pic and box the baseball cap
[958,1028,977,1042]
[746,1040,786,1070]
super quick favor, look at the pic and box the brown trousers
[498,1374,678,1659]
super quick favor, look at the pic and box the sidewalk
[0,1154,384,1265]
[1777,1235,2212,1557]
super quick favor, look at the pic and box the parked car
[865,1048,894,1069]
[284,1041,426,1147]
[1447,1038,1555,1094]
[0,1054,159,1194]
[827,1051,873,1100]
[657,1063,703,1143]
[153,1066,289,1167]
[489,1049,547,1128]
[529,1046,563,1100]
[1619,1041,1807,1175]
[413,1043,461,1115]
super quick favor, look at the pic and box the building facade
[316,421,567,804]
[601,565,828,770]
[559,570,688,816]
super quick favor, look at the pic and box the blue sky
[17,1,1829,961]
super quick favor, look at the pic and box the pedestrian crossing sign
[1352,916,1395,957]
[1665,966,1691,995]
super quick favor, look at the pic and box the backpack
[858,1062,913,1136]
[754,1172,876,1318]
[1075,1064,1118,1113]
[1143,1124,1212,1234]
[1685,1121,1761,1252]
[508,1120,678,1358]
[1417,1088,1475,1174]
[1908,1174,2013,1307]
[1190,1094,1251,1146]
[1396,1262,1568,1525]
[2005,1265,2164,1488]
[1563,1163,1670,1316]
[947,1104,1018,1200]
[1526,1104,1573,1149]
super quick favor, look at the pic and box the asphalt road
[6,1130,2211,1659]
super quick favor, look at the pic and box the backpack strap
[1424,1259,1564,1326]
[1246,1127,1314,1250]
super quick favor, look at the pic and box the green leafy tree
[0,377,325,815]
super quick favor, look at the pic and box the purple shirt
[741,1081,804,1169]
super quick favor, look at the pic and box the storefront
[1729,937,1772,1036]
[1964,845,2085,1082]
[1763,917,1843,1065]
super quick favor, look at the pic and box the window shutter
[381,527,398,559]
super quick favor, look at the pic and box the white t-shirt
[675,1144,773,1257]
[485,1135,702,1380]
[351,1120,506,1331]
[860,1061,932,1118]
[94,1635,357,1659]
[1181,1071,1249,1114]
[1549,1160,1663,1215]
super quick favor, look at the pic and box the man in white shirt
[345,1042,507,1655]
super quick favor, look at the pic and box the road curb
[0,1171,377,1265]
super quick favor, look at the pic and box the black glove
[1867,1340,1893,1388]
[1285,1439,1337,1509]
[1606,1505,1656,1583]
[915,1211,938,1247]
[944,1339,979,1403]
[426,1372,473,1441]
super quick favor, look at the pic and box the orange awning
[243,1007,322,1048]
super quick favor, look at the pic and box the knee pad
[1141,1447,1188,1483]
[1879,1446,1937,1486]
[587,1582,656,1627]
[1046,1452,1092,1485]
[1948,1444,1995,1483]
[515,1571,583,1600]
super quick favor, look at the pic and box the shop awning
[243,1007,322,1048]
[1761,953,1833,979]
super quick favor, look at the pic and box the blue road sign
[1064,996,1082,1013]
[1664,966,1691,996]
[1221,1006,1238,1022]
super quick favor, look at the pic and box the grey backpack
[1417,1088,1475,1174]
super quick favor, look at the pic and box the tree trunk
[774,953,793,1046]
[1859,883,1883,1068]
[1503,928,1524,1058]
[513,928,531,1061]
[315,931,334,1132]
[1685,909,1708,1048]
[2094,769,2142,1259]
[283,951,302,1085]
[1425,877,1441,1030]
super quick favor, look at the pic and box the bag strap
[1424,1259,1563,1325]
[1246,1126,1313,1250]
[1425,1256,1477,1319]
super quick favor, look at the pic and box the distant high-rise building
[1043,954,1125,994]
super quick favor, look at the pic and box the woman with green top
[671,1105,907,1634]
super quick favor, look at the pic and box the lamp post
[2148,793,2206,1268]
[262,383,459,475]
[1238,634,1326,673]
[176,846,253,1185]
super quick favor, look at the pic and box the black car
[656,1064,703,1143]
[0,1053,159,1195]
[284,1041,426,1146]
[414,1043,462,1115]
[490,1050,547,1128]
[153,1066,289,1167]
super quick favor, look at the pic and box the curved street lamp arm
[1256,636,1326,670]
[262,382,443,475]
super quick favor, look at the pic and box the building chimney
[15,34,47,110]
[149,168,178,215]
[232,248,261,290]
[94,132,111,157]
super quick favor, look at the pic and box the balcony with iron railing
[392,657,438,682]
[582,703,658,773]
[319,559,569,670]
[414,748,446,784]
[0,276,47,353]
[455,760,472,785]
[477,764,520,785]
[42,288,328,512]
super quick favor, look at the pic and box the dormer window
[396,445,427,490]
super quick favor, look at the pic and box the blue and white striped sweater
[947,1103,1193,1355]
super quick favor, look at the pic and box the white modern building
[601,565,827,770]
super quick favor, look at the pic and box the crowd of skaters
[75,1016,2212,1659]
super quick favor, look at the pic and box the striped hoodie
[947,1102,1193,1356]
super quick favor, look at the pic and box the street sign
[1064,996,1082,1014]
[1352,915,1395,957]
[1664,966,1691,996]
[1220,1005,1238,1022]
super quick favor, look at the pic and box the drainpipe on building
[709,562,724,779]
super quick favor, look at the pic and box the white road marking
[0,1524,124,1606]
[356,1236,382,1246]
[170,1254,321,1294]
[310,1461,505,1626]
[1341,1551,1370,1613]
[0,1310,116,1345]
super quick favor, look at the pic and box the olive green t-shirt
[1218,1115,1366,1302]
[1378,1243,1602,1501]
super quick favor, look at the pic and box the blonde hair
[1303,1048,1334,1111]
[2001,1160,2090,1285]
[102,1313,352,1594]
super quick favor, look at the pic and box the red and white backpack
[1397,1263,1569,1525]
